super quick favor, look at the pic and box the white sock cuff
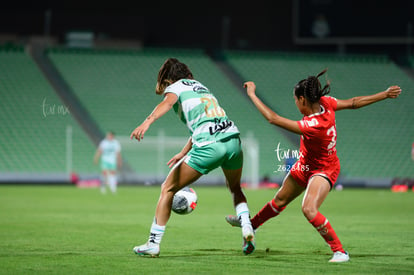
[235,202,249,217]
[151,219,166,233]
[150,219,166,244]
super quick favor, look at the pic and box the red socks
[309,212,345,253]
[251,201,344,253]
[250,199,286,229]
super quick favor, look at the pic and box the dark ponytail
[155,58,194,95]
[294,68,330,103]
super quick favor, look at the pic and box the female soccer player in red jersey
[226,69,401,262]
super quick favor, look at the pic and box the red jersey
[296,96,339,170]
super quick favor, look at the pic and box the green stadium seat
[0,47,96,174]
[1,46,413,183]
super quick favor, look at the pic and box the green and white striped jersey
[165,79,239,147]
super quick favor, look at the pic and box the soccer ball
[172,187,197,215]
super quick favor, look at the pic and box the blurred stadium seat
[0,46,96,176]
[1,46,412,184]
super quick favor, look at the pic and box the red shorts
[289,158,340,189]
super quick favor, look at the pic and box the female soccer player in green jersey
[130,58,255,257]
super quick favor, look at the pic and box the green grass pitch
[1,185,414,274]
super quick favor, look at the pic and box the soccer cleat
[133,241,160,257]
[329,251,350,263]
[242,224,255,255]
[243,238,255,255]
[225,215,241,227]
[226,216,256,255]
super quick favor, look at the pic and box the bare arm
[130,93,178,141]
[167,137,193,168]
[336,86,401,110]
[93,148,102,164]
[244,82,302,135]
[117,151,122,169]
[412,146,414,161]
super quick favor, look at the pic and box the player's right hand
[243,81,257,97]
[130,123,149,142]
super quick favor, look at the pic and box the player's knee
[160,181,178,195]
[301,204,318,221]
[274,194,288,208]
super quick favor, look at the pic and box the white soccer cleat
[242,224,255,255]
[225,216,255,255]
[133,242,160,257]
[329,251,350,263]
[225,215,241,227]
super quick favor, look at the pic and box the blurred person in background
[94,131,122,194]
[312,14,330,38]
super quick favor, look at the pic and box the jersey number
[326,126,337,150]
[200,97,225,117]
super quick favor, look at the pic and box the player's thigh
[301,175,331,219]
[274,173,306,207]
[221,138,243,190]
[221,137,243,171]
[162,161,202,194]
[107,169,116,175]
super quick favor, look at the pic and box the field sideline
[0,185,413,274]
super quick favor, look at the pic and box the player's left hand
[167,152,185,168]
[385,85,401,98]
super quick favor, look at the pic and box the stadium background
[0,0,413,188]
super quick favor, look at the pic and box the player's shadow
[170,248,324,259]
[350,253,411,258]
[139,247,412,262]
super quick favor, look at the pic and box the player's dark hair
[294,69,330,103]
[156,58,194,95]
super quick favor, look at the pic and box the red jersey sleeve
[322,96,338,111]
